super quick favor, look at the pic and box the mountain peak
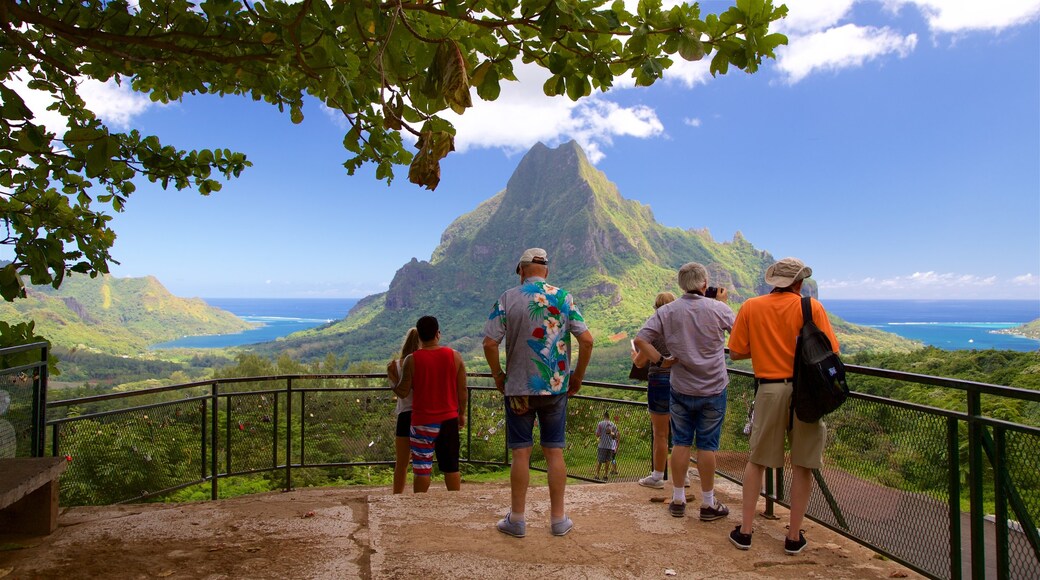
[280,141,784,360]
[504,140,593,205]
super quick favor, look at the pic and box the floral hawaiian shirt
[483,277,589,396]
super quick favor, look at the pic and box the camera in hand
[705,286,721,299]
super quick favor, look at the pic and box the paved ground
[0,475,922,579]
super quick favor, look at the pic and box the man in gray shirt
[594,411,618,480]
[634,262,735,521]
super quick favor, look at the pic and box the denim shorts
[505,394,568,449]
[647,373,671,415]
[669,388,727,451]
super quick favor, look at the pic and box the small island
[993,318,1040,340]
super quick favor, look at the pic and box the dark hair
[416,316,439,342]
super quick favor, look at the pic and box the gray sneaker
[551,516,574,536]
[638,474,665,489]
[699,501,730,522]
[497,513,526,538]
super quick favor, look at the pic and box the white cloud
[818,271,1040,299]
[774,0,857,35]
[886,0,1040,33]
[77,79,153,129]
[8,73,154,134]
[777,24,917,84]
[664,58,713,88]
[684,118,702,128]
[445,62,664,163]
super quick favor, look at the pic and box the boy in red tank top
[393,316,468,492]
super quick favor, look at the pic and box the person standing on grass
[727,257,839,556]
[483,247,594,538]
[633,262,734,522]
[594,411,618,480]
[386,327,421,494]
[393,316,467,493]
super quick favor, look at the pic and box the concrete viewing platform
[0,476,923,579]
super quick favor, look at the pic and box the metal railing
[2,342,1038,579]
[0,341,49,457]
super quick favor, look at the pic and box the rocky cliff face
[275,141,785,361]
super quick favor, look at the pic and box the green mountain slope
[0,274,254,354]
[263,141,917,362]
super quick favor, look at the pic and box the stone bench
[0,457,68,535]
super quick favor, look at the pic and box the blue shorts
[647,374,671,415]
[670,388,727,451]
[505,394,568,450]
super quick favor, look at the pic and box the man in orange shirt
[726,258,839,556]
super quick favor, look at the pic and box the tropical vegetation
[0,0,788,350]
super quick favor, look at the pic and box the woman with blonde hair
[387,327,421,493]
[632,291,688,489]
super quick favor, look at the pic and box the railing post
[299,389,306,468]
[764,467,775,518]
[966,390,985,580]
[225,389,232,476]
[947,416,962,580]
[51,422,59,458]
[993,427,1009,580]
[466,386,472,462]
[31,344,48,457]
[210,382,219,501]
[285,378,293,492]
[272,390,279,470]
[200,399,207,486]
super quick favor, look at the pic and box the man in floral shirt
[483,248,594,538]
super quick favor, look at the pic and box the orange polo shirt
[728,292,840,380]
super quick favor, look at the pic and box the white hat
[516,248,548,274]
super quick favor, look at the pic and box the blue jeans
[670,388,727,451]
[505,394,568,449]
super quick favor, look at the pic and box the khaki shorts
[748,381,826,469]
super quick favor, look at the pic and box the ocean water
[150,298,359,349]
[825,299,1040,352]
[150,298,1040,352]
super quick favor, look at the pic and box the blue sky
[11,0,1040,300]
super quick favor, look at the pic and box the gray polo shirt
[636,293,735,397]
[483,277,589,396]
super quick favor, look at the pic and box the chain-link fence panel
[463,386,508,466]
[0,372,32,457]
[53,398,207,505]
[223,391,279,475]
[526,394,650,483]
[1000,428,1040,580]
[299,387,396,466]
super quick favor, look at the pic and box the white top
[392,358,413,415]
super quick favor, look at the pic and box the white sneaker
[638,474,665,489]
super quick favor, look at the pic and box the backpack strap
[790,295,813,430]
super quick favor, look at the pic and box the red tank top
[410,347,459,425]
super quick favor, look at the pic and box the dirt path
[0,478,921,579]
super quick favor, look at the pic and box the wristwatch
[655,355,664,366]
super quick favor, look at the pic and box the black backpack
[791,296,849,424]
